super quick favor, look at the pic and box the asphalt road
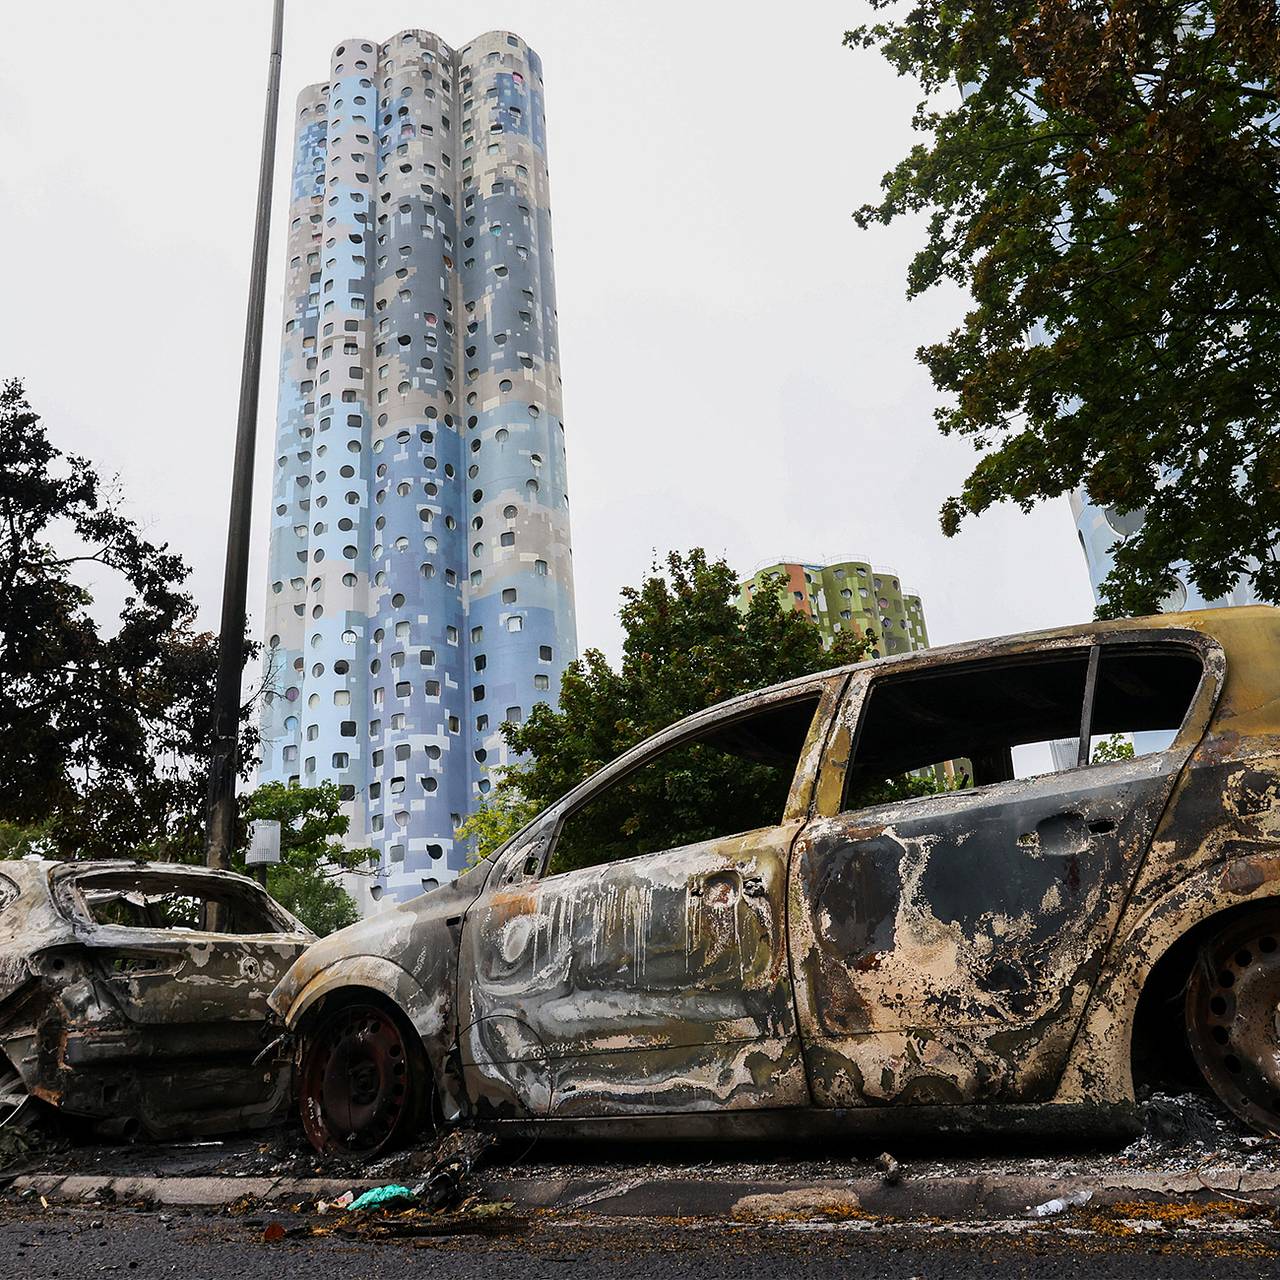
[3,1205,1280,1280]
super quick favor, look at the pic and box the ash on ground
[2,1089,1275,1187]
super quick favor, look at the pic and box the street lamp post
[205,0,286,872]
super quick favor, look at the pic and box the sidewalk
[9,1165,1280,1220]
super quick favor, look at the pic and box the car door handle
[1017,812,1096,856]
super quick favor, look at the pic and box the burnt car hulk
[272,606,1280,1156]
[0,861,313,1138]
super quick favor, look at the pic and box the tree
[1092,732,1136,764]
[0,379,257,858]
[456,789,538,863]
[238,783,375,935]
[852,0,1280,615]
[475,550,874,868]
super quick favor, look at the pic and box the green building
[738,559,929,657]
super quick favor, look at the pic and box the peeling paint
[0,861,312,1138]
[274,606,1280,1150]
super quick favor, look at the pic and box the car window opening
[843,644,1203,812]
[548,694,822,876]
[73,873,284,935]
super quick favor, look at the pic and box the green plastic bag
[348,1184,415,1212]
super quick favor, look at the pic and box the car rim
[299,1003,418,1156]
[1186,913,1280,1135]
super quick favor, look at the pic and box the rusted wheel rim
[299,1003,415,1156]
[1186,913,1280,1135]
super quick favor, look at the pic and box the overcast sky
[0,0,1097,666]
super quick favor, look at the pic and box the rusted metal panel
[274,606,1280,1148]
[267,867,490,1122]
[0,860,313,1138]
[458,822,809,1119]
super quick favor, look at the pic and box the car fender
[1056,844,1280,1103]
[279,954,448,1049]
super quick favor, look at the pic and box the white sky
[0,0,1097,665]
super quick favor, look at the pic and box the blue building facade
[1070,491,1262,613]
[260,30,576,910]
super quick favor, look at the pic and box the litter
[1029,1189,1093,1217]
[347,1184,416,1212]
[876,1152,902,1185]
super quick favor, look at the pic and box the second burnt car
[272,606,1280,1155]
[0,860,313,1138]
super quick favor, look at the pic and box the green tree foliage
[851,1,1280,615]
[1091,732,1136,763]
[0,383,366,935]
[0,822,53,861]
[0,379,258,856]
[238,783,375,935]
[457,789,538,863]
[480,550,874,871]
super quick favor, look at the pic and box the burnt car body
[271,607,1280,1154]
[0,860,313,1138]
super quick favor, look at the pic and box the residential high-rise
[1071,492,1262,613]
[259,30,576,908]
[738,559,929,656]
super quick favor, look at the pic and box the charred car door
[458,678,845,1121]
[789,632,1220,1108]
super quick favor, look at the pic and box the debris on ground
[730,1188,868,1222]
[417,1130,496,1210]
[327,1199,520,1240]
[1140,1091,1236,1147]
[876,1152,901,1185]
[1029,1189,1093,1217]
[316,1190,354,1215]
[0,1107,65,1177]
[347,1184,415,1212]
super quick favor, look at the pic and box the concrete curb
[8,1169,1280,1219]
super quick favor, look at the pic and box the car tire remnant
[1186,910,1280,1136]
[299,1000,429,1156]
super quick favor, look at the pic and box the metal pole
[205,0,286,871]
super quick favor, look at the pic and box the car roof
[702,605,1280,716]
[0,860,312,941]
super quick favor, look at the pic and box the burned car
[0,860,313,1138]
[272,607,1280,1154]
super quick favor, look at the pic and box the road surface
[2,1202,1278,1279]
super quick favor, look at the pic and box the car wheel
[298,999,430,1157]
[1185,911,1280,1135]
